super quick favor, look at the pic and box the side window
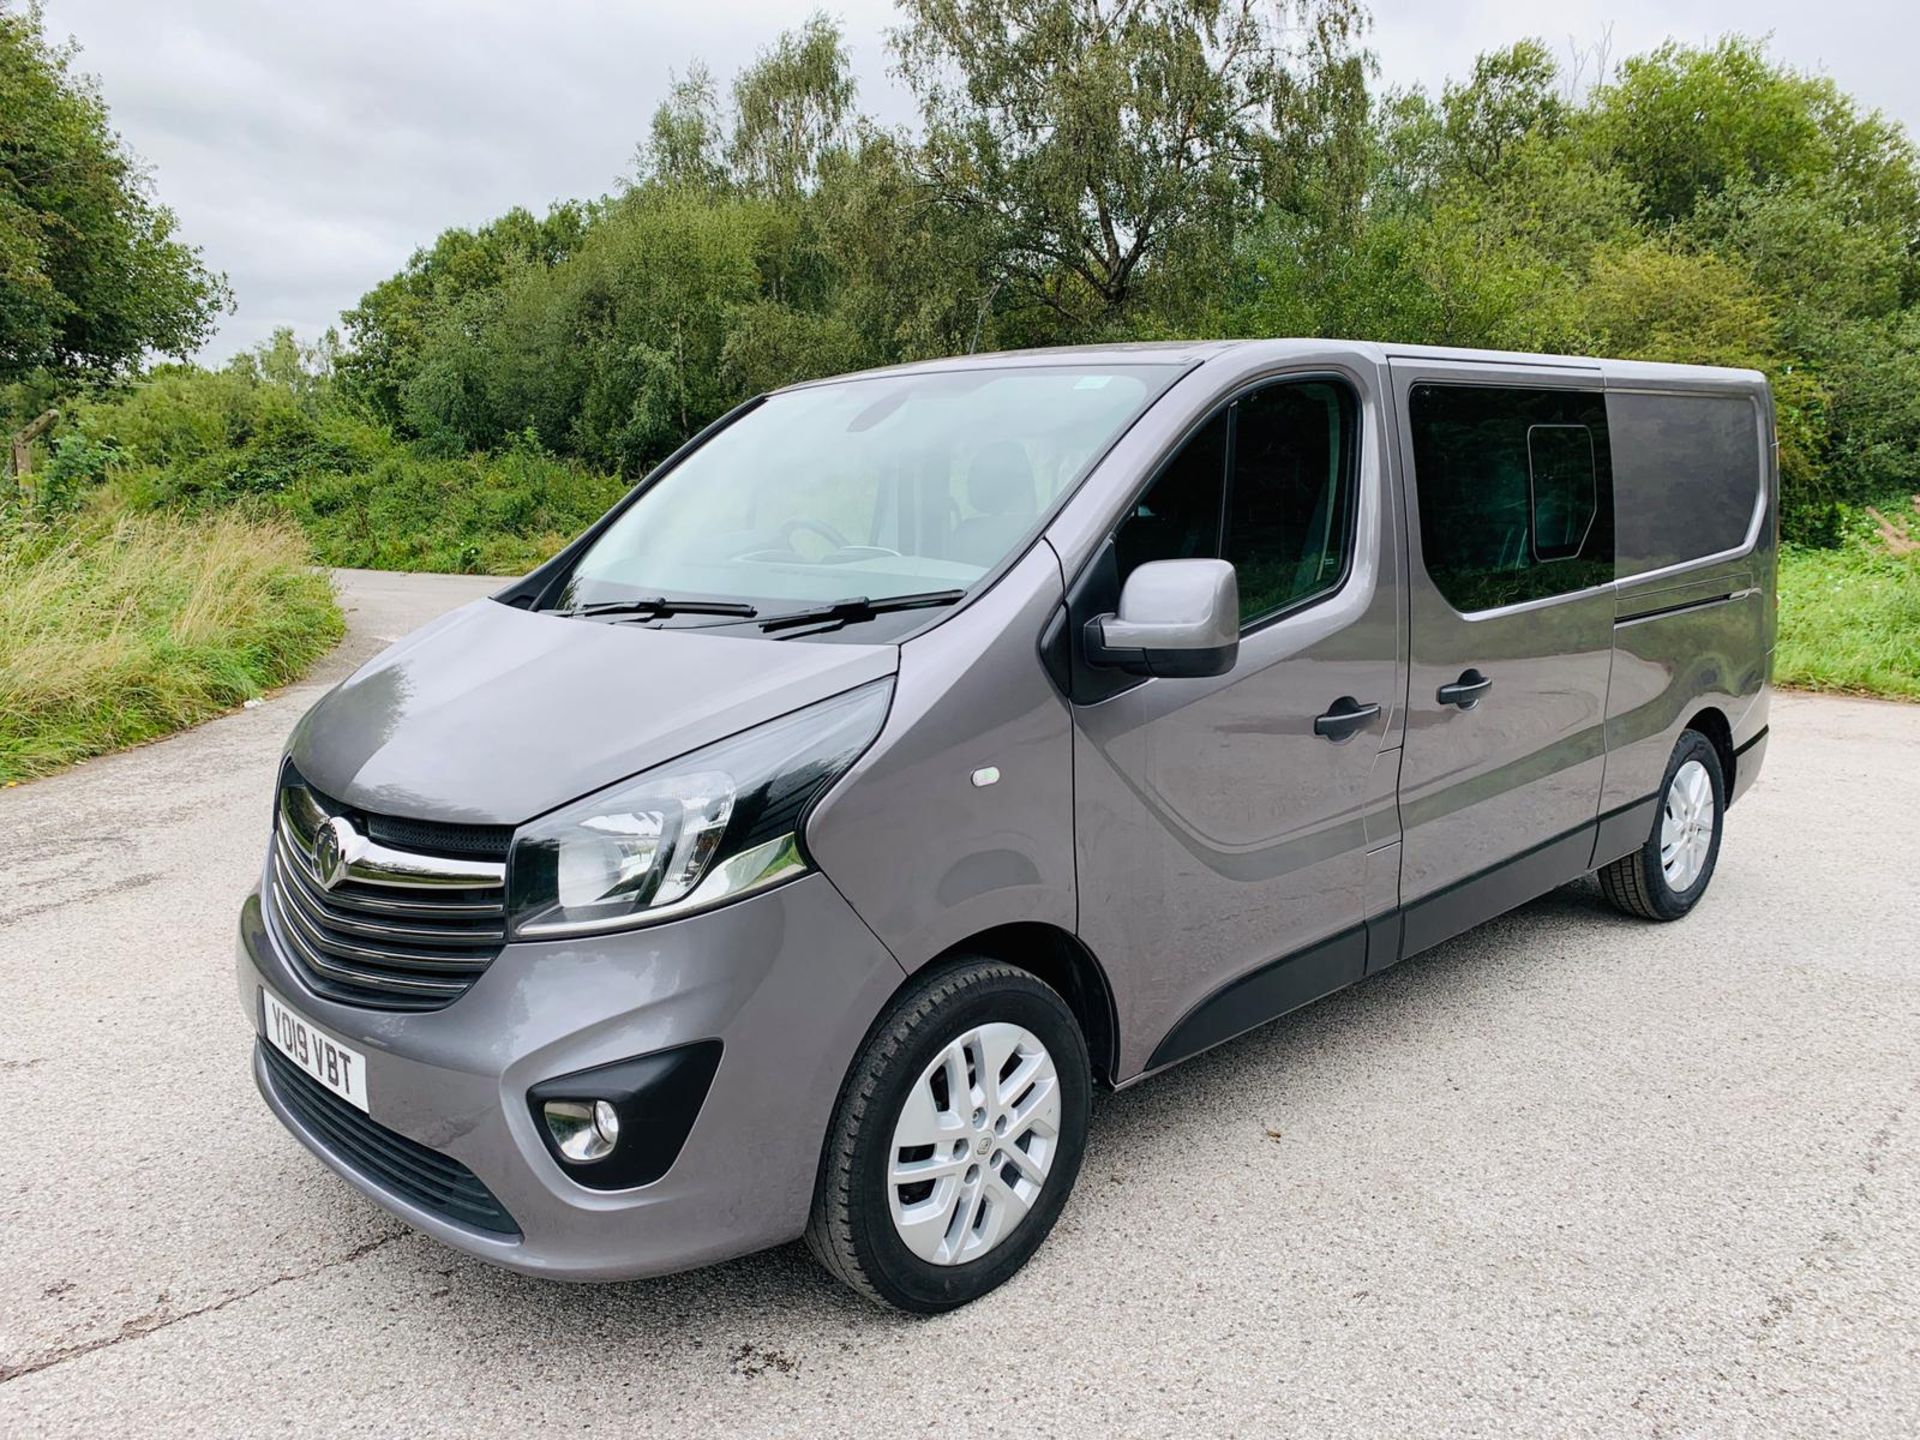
[1408,384,1613,611]
[1112,410,1227,584]
[1608,391,1762,577]
[1112,380,1357,628]
[1226,382,1355,624]
[1526,425,1597,560]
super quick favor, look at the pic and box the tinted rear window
[1607,391,1764,578]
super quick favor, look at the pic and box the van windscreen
[557,365,1182,619]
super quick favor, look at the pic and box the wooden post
[8,409,58,506]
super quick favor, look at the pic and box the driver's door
[1069,372,1407,1076]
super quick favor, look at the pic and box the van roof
[791,338,1768,392]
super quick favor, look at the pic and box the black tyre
[1598,729,1726,921]
[806,960,1091,1314]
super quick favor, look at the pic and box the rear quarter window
[1607,391,1764,578]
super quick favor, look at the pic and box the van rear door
[1386,358,1615,957]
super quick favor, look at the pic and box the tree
[0,2,227,382]
[636,64,727,193]
[1436,40,1563,185]
[811,127,1004,359]
[1586,37,1920,234]
[338,203,587,426]
[890,0,1372,335]
[728,14,856,199]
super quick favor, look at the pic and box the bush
[63,364,629,575]
[279,431,629,573]
[0,509,343,780]
[33,433,120,518]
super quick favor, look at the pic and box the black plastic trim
[1363,910,1405,977]
[259,1041,519,1237]
[1399,824,1596,956]
[526,1040,723,1191]
[1734,725,1768,757]
[1615,591,1739,625]
[1591,793,1661,870]
[1145,926,1367,1071]
[1038,605,1072,697]
[1141,793,1666,1074]
[1064,540,1146,704]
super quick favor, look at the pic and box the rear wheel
[1598,729,1726,921]
[806,960,1090,1313]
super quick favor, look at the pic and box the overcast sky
[43,0,1918,362]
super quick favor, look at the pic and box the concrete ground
[1,569,1915,1438]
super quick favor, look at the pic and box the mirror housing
[1084,559,1239,678]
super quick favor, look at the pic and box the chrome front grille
[266,774,510,1011]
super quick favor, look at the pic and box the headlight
[507,679,892,938]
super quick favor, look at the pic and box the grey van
[239,340,1773,1312]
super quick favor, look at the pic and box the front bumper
[237,873,904,1281]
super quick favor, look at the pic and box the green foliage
[728,13,855,199]
[0,2,227,382]
[337,203,589,425]
[891,0,1373,335]
[65,344,628,574]
[1586,37,1920,232]
[1435,42,1565,186]
[638,63,729,192]
[282,432,627,575]
[1776,519,1920,699]
[32,431,117,516]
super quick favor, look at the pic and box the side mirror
[1084,559,1239,678]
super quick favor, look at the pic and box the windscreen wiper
[562,596,759,620]
[757,589,966,634]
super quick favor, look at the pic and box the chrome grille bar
[279,786,506,890]
[266,772,511,1011]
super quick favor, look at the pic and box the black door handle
[1313,696,1381,743]
[1437,669,1493,709]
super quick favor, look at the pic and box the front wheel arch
[891,924,1118,1088]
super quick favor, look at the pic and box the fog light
[591,1099,620,1144]
[541,1098,621,1163]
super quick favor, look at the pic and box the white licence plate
[262,989,369,1112]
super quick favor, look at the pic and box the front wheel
[1598,729,1726,921]
[806,961,1090,1313]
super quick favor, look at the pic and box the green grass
[82,375,631,575]
[1776,540,1920,700]
[0,508,345,781]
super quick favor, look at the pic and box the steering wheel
[778,517,852,553]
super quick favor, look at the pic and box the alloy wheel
[1660,757,1716,891]
[886,1022,1061,1266]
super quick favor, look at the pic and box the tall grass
[1776,531,1920,700]
[0,510,344,780]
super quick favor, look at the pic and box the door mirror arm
[1083,559,1240,679]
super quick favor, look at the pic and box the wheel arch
[907,924,1120,1089]
[1685,705,1736,795]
